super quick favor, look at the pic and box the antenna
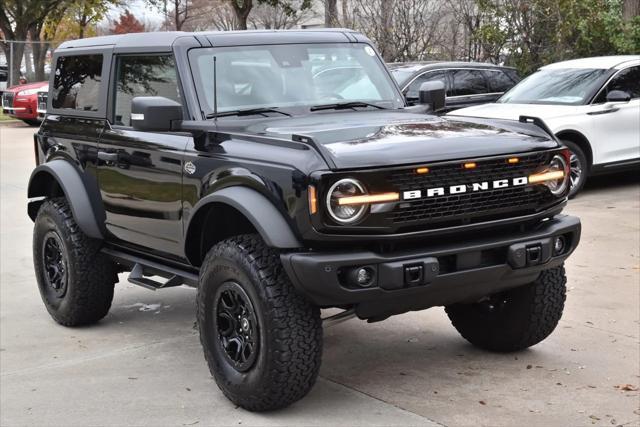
[213,56,218,121]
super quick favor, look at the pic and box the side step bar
[102,247,199,290]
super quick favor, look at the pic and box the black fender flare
[185,186,302,251]
[27,160,104,239]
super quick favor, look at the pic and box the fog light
[347,266,376,288]
[553,236,566,255]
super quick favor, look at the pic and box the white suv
[449,56,640,196]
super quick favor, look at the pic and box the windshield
[388,68,416,87]
[189,43,403,116]
[498,68,607,105]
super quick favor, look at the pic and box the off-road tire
[560,139,588,198]
[445,266,567,352]
[197,234,322,412]
[33,197,116,326]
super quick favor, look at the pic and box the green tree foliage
[475,0,639,75]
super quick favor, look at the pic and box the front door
[97,53,188,257]
[586,65,640,165]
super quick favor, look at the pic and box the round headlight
[546,154,569,195]
[326,178,368,224]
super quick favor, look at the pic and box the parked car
[0,65,7,94]
[388,61,520,112]
[29,30,580,411]
[449,56,640,197]
[2,81,48,125]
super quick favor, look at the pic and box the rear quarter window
[51,54,103,112]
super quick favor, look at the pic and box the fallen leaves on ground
[614,384,638,392]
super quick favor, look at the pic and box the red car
[2,81,48,126]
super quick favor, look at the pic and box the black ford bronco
[29,30,581,411]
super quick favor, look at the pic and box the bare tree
[349,0,447,62]
[227,0,254,30]
[324,0,338,26]
[184,0,238,31]
[250,0,316,29]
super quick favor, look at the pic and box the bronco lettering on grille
[402,176,529,200]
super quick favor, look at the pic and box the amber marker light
[416,167,429,174]
[528,170,565,183]
[308,185,318,214]
[463,162,477,169]
[337,192,400,206]
[508,157,519,164]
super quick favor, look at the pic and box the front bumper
[282,214,580,320]
[3,95,38,120]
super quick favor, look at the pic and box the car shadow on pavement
[580,170,639,195]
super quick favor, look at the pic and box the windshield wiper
[310,101,386,112]
[206,107,291,119]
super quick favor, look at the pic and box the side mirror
[606,90,631,103]
[418,81,446,113]
[131,96,182,132]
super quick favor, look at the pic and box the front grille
[2,92,14,109]
[387,152,557,228]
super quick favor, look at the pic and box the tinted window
[405,71,450,100]
[52,54,103,111]
[593,66,640,103]
[114,55,180,126]
[484,70,516,92]
[450,70,488,96]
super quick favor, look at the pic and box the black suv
[28,30,580,412]
[388,61,520,111]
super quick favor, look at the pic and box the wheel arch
[184,186,302,266]
[27,160,104,239]
[555,129,593,171]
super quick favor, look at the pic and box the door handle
[587,107,619,115]
[97,151,119,162]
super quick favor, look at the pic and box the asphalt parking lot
[1,122,639,427]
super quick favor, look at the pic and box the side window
[449,69,489,96]
[484,70,516,93]
[594,66,640,103]
[51,54,103,111]
[114,55,180,126]
[405,71,449,101]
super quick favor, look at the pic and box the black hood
[223,110,558,170]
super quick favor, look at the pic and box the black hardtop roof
[56,28,365,51]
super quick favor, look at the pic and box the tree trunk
[29,25,48,81]
[24,44,34,78]
[229,0,253,30]
[623,0,640,21]
[325,0,338,27]
[380,0,394,61]
[174,0,183,30]
[341,0,351,27]
[31,34,49,82]
[10,42,26,86]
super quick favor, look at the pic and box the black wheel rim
[214,281,259,372]
[569,152,583,190]
[42,231,68,298]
